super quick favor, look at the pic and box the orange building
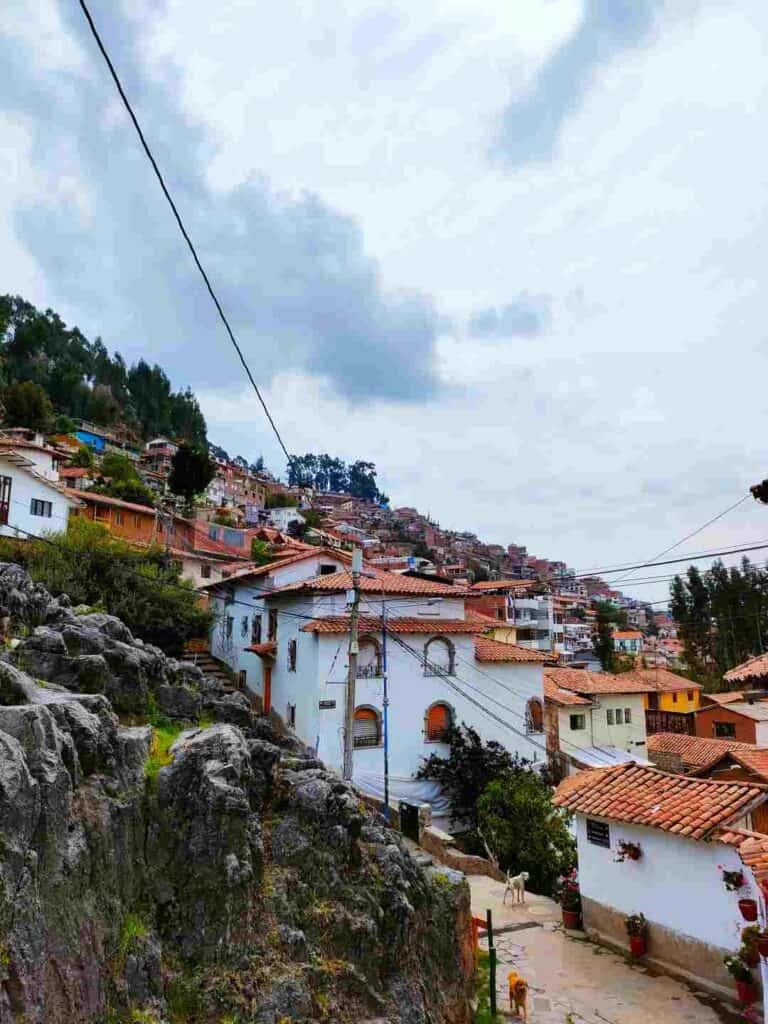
[69,490,159,543]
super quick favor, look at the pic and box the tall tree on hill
[168,443,216,515]
[592,600,627,672]
[1,381,54,432]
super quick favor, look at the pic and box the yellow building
[635,669,701,713]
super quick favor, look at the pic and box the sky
[3,0,768,603]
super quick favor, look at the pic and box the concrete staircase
[188,648,237,693]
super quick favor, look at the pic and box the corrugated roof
[553,762,766,839]
[474,636,552,663]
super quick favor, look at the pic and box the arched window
[356,636,382,679]
[425,701,453,742]
[353,706,382,748]
[423,636,455,677]
[526,697,544,734]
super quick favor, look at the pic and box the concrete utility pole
[342,547,363,781]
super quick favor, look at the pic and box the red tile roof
[246,642,277,657]
[709,748,768,784]
[470,579,534,593]
[270,567,466,598]
[646,732,755,769]
[553,762,767,839]
[717,829,768,881]
[65,488,155,515]
[544,677,593,707]
[474,636,552,663]
[613,630,643,640]
[702,691,746,706]
[59,467,90,478]
[198,547,349,590]
[725,653,768,683]
[545,667,698,696]
[301,616,486,635]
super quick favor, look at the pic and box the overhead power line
[76,0,292,465]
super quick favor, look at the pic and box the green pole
[486,908,497,1019]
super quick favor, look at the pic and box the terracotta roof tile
[271,567,466,598]
[544,677,593,707]
[301,616,486,635]
[470,579,534,593]
[198,547,349,590]
[545,667,698,696]
[553,763,767,840]
[717,829,768,881]
[725,653,768,683]
[474,636,552,663]
[647,732,757,769]
[245,642,277,657]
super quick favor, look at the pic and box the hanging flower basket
[615,840,642,863]
[739,899,758,922]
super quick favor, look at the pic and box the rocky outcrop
[0,566,474,1023]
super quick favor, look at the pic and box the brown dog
[507,970,529,1021]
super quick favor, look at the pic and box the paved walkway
[468,876,741,1024]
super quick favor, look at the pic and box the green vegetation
[119,914,149,958]
[671,557,768,684]
[92,452,156,508]
[145,721,184,782]
[474,951,502,1024]
[0,293,207,443]
[287,453,387,503]
[0,518,212,655]
[168,443,216,514]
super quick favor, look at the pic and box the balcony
[356,663,382,679]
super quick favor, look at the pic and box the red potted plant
[741,926,760,968]
[554,870,581,930]
[615,840,642,863]
[739,899,759,923]
[724,954,758,1004]
[626,913,648,957]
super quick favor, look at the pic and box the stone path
[468,875,742,1024]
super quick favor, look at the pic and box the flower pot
[758,934,768,957]
[562,908,580,930]
[736,980,758,1004]
[629,935,647,957]
[739,899,758,922]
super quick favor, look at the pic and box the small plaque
[319,699,336,709]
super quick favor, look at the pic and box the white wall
[271,624,546,777]
[575,815,747,951]
[558,694,647,757]
[0,459,74,538]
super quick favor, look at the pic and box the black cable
[76,0,292,465]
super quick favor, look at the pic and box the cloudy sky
[3,0,768,602]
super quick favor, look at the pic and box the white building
[613,630,644,655]
[555,763,768,1000]
[0,448,82,539]
[544,668,650,775]
[266,506,305,532]
[259,566,550,806]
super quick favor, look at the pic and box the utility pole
[343,547,363,781]
[382,601,390,821]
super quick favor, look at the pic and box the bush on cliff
[0,518,211,655]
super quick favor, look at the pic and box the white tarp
[353,770,452,817]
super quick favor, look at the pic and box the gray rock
[253,976,312,1024]
[124,935,163,1006]
[156,683,201,721]
[203,692,253,729]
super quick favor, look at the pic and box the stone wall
[582,896,745,1003]
[420,826,504,881]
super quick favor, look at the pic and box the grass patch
[474,951,504,1024]
[119,914,148,958]
[144,723,184,782]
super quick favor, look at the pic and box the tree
[250,538,274,565]
[2,381,54,431]
[477,774,576,894]
[592,600,626,671]
[265,492,298,509]
[70,445,95,469]
[0,518,211,655]
[416,724,532,830]
[168,444,215,514]
[100,452,140,483]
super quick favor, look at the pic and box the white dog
[503,870,530,905]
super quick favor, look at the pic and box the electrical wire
[76,0,292,465]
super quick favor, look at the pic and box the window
[240,616,249,638]
[0,475,11,525]
[287,703,296,728]
[319,563,337,575]
[357,636,382,678]
[287,638,297,672]
[268,608,278,642]
[714,721,736,738]
[615,709,623,725]
[496,608,504,620]
[201,564,211,580]
[624,708,632,723]
[570,714,586,731]
[353,706,381,747]
[114,510,123,525]
[525,697,544,734]
[423,636,455,677]
[687,690,695,701]
[672,692,678,703]
[225,616,233,639]
[606,709,614,725]
[647,693,658,711]
[30,499,52,518]
[251,615,262,644]
[94,505,110,521]
[587,818,610,847]
[133,515,142,528]
[425,702,453,742]
[209,525,220,541]
[238,669,246,690]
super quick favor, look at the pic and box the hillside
[0,564,473,1023]
[0,295,207,446]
